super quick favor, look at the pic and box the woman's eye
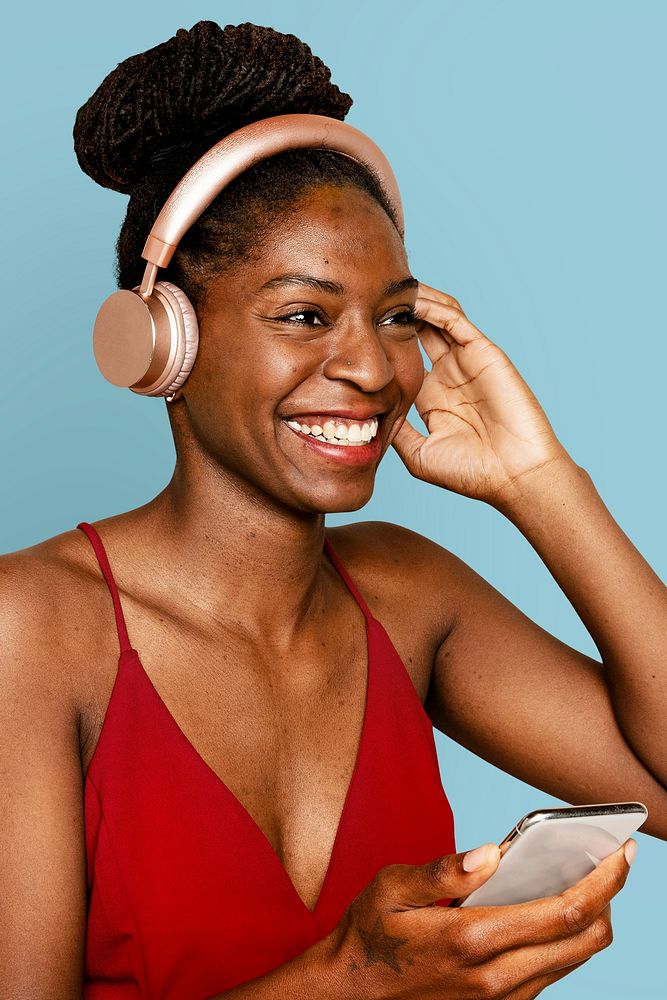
[382,309,417,327]
[276,309,325,326]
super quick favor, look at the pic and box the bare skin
[1,184,665,997]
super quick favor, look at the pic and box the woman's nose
[322,323,395,391]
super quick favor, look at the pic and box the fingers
[461,842,631,956]
[372,845,501,911]
[534,843,630,943]
[448,896,613,998]
[417,282,464,312]
[486,903,612,987]
[502,960,589,1000]
[415,282,487,353]
[389,416,428,473]
[416,321,452,365]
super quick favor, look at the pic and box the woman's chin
[298,482,375,516]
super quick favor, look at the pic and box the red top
[77,521,456,998]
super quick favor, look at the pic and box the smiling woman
[1,15,666,1000]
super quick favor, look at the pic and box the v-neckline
[119,608,373,918]
[78,522,374,916]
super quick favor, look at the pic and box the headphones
[92,113,405,402]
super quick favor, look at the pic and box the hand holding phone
[325,803,642,999]
[450,801,647,907]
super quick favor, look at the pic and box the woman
[2,18,665,1000]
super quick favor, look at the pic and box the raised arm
[0,553,87,998]
[389,283,667,839]
[421,514,667,840]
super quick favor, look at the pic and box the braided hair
[73,20,400,311]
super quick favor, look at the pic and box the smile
[283,416,379,446]
[281,415,383,465]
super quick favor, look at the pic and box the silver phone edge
[518,801,648,834]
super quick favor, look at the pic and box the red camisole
[77,521,456,998]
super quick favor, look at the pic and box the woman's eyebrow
[257,273,418,297]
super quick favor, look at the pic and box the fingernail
[463,844,498,872]
[624,839,637,866]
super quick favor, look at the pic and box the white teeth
[284,415,382,445]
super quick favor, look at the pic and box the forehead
[243,184,409,289]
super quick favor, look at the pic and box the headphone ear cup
[93,282,199,397]
[153,281,199,399]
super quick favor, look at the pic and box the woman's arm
[388,283,667,839]
[356,518,667,841]
[0,555,87,998]
[421,485,667,837]
[491,454,667,788]
[206,930,343,999]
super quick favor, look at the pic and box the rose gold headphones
[92,113,405,402]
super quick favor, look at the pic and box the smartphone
[449,801,648,908]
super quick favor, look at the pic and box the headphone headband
[138,113,404,295]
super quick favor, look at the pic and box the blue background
[1,1,665,995]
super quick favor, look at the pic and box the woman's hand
[391,282,571,507]
[321,841,633,999]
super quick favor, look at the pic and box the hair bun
[73,20,353,194]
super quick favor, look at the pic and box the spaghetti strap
[76,522,132,656]
[323,536,374,621]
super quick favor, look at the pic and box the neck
[137,455,331,646]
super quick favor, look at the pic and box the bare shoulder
[0,526,114,715]
[325,519,467,619]
[324,520,467,697]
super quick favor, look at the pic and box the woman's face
[175,183,424,514]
